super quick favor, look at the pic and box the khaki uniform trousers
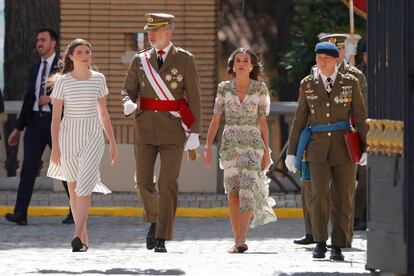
[309,161,357,247]
[342,165,366,246]
[301,181,313,235]
[354,165,367,220]
[135,143,184,240]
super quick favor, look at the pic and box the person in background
[5,28,73,226]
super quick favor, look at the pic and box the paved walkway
[0,217,368,275]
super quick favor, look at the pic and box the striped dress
[47,71,111,196]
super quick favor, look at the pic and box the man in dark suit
[5,28,73,225]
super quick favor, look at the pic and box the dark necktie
[326,77,333,94]
[39,60,48,111]
[157,50,165,69]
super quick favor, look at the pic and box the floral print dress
[214,79,277,227]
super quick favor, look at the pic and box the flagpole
[349,0,356,65]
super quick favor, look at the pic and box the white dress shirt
[33,53,56,112]
[319,67,338,93]
[155,42,173,63]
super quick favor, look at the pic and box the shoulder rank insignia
[176,47,192,56]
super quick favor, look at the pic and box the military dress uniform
[121,14,201,243]
[287,43,368,256]
[320,34,368,245]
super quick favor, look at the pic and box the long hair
[227,48,263,80]
[47,38,93,87]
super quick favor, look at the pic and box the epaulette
[176,47,193,56]
[342,72,359,82]
[346,65,363,75]
[300,74,313,86]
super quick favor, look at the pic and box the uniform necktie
[39,60,48,111]
[157,50,165,69]
[326,77,333,94]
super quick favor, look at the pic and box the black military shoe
[353,218,367,231]
[146,223,156,250]
[5,213,27,225]
[330,245,345,261]
[62,214,74,224]
[294,234,316,245]
[154,239,167,253]
[312,242,327,259]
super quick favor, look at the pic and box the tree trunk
[4,0,59,100]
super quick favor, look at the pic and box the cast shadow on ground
[35,268,185,275]
[274,272,369,276]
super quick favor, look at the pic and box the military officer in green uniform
[320,34,368,245]
[354,41,368,231]
[285,42,368,261]
[294,34,369,247]
[121,13,202,253]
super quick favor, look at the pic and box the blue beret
[315,42,339,58]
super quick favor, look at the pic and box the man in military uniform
[294,34,368,247]
[354,41,368,231]
[285,42,368,261]
[320,34,368,244]
[293,179,315,245]
[121,13,202,253]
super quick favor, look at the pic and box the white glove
[123,100,137,116]
[359,152,368,166]
[184,133,200,151]
[285,154,297,173]
[345,43,357,62]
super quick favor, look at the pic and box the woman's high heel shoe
[71,237,84,252]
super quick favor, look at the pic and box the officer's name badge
[307,95,318,100]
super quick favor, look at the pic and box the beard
[37,45,52,56]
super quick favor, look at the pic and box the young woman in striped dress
[47,39,117,252]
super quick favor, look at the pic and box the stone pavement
[0,217,368,275]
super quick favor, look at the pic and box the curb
[0,206,303,218]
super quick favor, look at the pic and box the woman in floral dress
[203,48,277,253]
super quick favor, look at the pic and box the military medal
[171,82,178,89]
[171,68,178,75]
[166,74,172,81]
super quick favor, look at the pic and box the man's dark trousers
[13,112,69,217]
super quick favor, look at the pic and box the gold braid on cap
[147,22,169,27]
[328,37,337,44]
